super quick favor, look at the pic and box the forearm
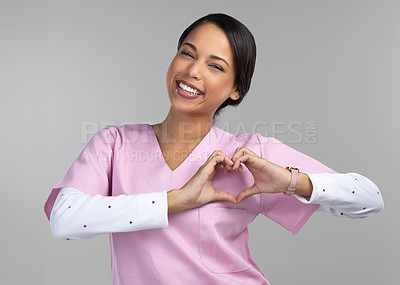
[294,172,384,218]
[50,187,169,240]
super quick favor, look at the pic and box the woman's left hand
[229,147,292,202]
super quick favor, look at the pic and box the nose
[187,60,201,80]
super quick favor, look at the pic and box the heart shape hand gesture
[171,147,296,213]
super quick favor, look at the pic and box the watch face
[286,167,299,172]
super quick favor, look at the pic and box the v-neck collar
[146,123,215,173]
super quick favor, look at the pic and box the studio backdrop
[1,0,398,284]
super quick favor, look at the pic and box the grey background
[1,0,398,284]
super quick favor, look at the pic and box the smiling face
[166,23,239,119]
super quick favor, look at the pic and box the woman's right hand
[167,150,238,213]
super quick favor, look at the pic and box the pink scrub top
[44,123,335,285]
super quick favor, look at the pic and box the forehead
[183,23,234,63]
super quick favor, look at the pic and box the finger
[203,153,233,176]
[213,189,238,204]
[232,146,257,160]
[205,150,223,164]
[210,150,233,163]
[231,147,257,167]
[236,184,262,203]
[232,154,256,170]
[212,151,234,170]
[232,147,245,163]
[224,159,234,173]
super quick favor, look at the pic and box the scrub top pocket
[198,205,253,274]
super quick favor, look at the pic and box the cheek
[169,56,185,72]
[208,76,234,94]
[166,65,176,89]
[166,58,185,84]
[166,60,174,75]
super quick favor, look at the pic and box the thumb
[213,189,238,204]
[236,184,262,203]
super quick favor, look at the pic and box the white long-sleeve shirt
[50,172,384,240]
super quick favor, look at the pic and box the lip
[176,80,205,95]
[175,80,205,100]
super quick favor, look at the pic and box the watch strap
[284,167,299,196]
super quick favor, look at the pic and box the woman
[44,13,384,284]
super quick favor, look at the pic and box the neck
[152,108,213,146]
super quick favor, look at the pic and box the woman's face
[166,23,239,118]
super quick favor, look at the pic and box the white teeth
[178,82,202,95]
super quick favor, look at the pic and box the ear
[229,86,240,101]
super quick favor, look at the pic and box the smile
[176,80,204,96]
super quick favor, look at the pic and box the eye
[209,64,224,72]
[180,50,194,58]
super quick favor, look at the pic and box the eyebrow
[181,42,231,68]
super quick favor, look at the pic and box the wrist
[294,173,313,197]
[167,189,189,214]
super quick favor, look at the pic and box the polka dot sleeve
[50,187,168,240]
[294,172,384,218]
